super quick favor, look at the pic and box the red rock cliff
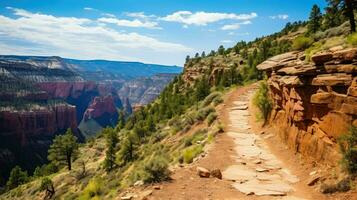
[257,48,357,166]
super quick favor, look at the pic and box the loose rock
[197,167,210,178]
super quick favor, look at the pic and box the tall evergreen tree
[103,128,119,171]
[308,4,322,33]
[344,0,356,32]
[201,51,206,57]
[218,45,225,55]
[185,55,190,63]
[6,166,28,189]
[48,129,79,171]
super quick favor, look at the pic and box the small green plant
[140,154,170,183]
[202,92,222,107]
[338,126,357,175]
[347,33,357,46]
[79,177,104,200]
[39,177,55,200]
[292,36,314,50]
[207,112,218,126]
[253,81,272,126]
[182,145,203,163]
[196,106,215,121]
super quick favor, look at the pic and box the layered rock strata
[257,48,357,165]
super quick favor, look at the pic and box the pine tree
[201,51,206,57]
[48,129,79,171]
[6,166,28,189]
[103,128,119,172]
[185,55,190,63]
[218,45,225,55]
[344,0,356,32]
[308,4,322,33]
[195,75,210,101]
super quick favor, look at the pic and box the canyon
[0,55,181,183]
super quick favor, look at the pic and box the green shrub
[292,36,314,50]
[6,166,28,190]
[196,106,215,121]
[79,177,104,200]
[206,112,218,126]
[183,129,206,147]
[140,155,170,183]
[33,163,58,178]
[253,81,272,125]
[182,145,203,164]
[212,96,223,106]
[347,33,357,46]
[202,92,222,107]
[338,126,357,175]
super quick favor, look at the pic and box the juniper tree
[308,4,322,33]
[6,166,28,189]
[103,128,119,172]
[48,128,79,171]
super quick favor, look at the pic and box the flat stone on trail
[255,167,269,172]
[231,105,248,110]
[222,165,256,181]
[232,179,292,196]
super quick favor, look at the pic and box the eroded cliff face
[0,104,79,181]
[257,47,357,166]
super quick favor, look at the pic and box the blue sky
[0,0,326,66]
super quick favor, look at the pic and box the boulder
[210,169,222,179]
[197,167,210,178]
[311,73,352,86]
[307,175,321,186]
[310,92,332,104]
[312,52,333,65]
[333,48,357,63]
[257,51,299,71]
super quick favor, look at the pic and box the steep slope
[0,56,180,186]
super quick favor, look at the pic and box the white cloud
[125,12,156,19]
[0,8,191,64]
[84,7,97,11]
[98,17,161,29]
[161,11,257,26]
[270,14,289,20]
[221,40,234,44]
[221,24,240,30]
[102,13,116,18]
[221,20,251,30]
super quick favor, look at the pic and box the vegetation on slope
[1,0,356,198]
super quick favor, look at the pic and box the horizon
[0,0,326,66]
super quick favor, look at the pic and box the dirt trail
[147,85,327,200]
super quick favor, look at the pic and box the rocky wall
[257,47,357,166]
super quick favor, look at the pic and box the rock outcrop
[257,47,357,165]
[0,103,79,181]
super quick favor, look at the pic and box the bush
[140,155,170,183]
[347,33,357,46]
[33,163,58,178]
[212,96,223,106]
[182,145,203,164]
[202,92,222,107]
[39,177,55,199]
[253,81,272,125]
[183,129,206,147]
[79,177,104,200]
[292,36,314,50]
[207,112,218,126]
[6,166,28,190]
[338,126,357,175]
[196,106,215,121]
